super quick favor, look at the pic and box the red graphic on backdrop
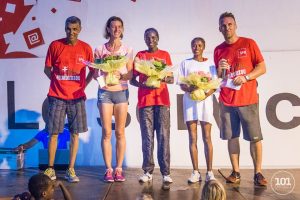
[0,0,82,59]
[0,1,35,58]
[23,28,45,49]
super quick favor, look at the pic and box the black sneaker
[254,172,267,186]
[226,171,241,184]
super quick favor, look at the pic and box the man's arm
[44,66,52,80]
[15,139,39,152]
[233,61,266,85]
[85,69,94,86]
[245,61,266,80]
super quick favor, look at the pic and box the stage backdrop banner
[0,0,299,168]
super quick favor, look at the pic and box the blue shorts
[97,89,129,105]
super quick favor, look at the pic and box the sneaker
[65,168,80,183]
[139,172,153,183]
[188,171,201,183]
[254,172,267,187]
[104,168,114,183]
[44,168,56,180]
[163,175,173,183]
[114,168,125,182]
[226,171,241,184]
[205,171,216,182]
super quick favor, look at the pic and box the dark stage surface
[1,167,300,200]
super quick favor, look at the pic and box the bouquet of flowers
[134,58,172,88]
[180,71,221,101]
[82,55,128,86]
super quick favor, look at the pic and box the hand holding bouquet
[82,55,128,86]
[180,71,221,101]
[134,58,173,88]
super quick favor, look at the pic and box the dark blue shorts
[97,89,129,105]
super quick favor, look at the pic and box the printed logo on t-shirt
[237,48,247,58]
[56,65,80,81]
[76,54,85,65]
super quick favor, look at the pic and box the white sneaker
[205,171,216,182]
[163,175,173,183]
[188,171,201,183]
[139,172,153,183]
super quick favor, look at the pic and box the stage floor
[1,167,299,200]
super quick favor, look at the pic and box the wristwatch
[244,75,250,81]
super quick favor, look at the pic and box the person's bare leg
[250,140,262,174]
[200,121,213,171]
[99,103,114,169]
[114,103,128,168]
[48,134,58,166]
[69,133,79,168]
[187,120,198,171]
[228,137,240,172]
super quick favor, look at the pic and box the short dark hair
[191,37,205,49]
[65,16,81,28]
[144,28,159,40]
[28,173,52,199]
[219,12,236,24]
[105,16,124,39]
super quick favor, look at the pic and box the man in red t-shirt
[214,12,267,186]
[131,28,174,184]
[43,16,94,183]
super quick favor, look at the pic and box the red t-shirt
[45,38,93,100]
[214,37,264,106]
[134,49,172,108]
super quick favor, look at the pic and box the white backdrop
[0,0,299,168]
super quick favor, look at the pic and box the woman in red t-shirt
[131,28,174,184]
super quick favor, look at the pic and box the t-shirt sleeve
[34,130,47,141]
[45,42,54,67]
[133,52,141,76]
[165,52,172,66]
[126,47,134,60]
[249,39,264,66]
[213,48,219,68]
[86,44,94,72]
[94,45,103,59]
[176,61,185,85]
[34,129,48,149]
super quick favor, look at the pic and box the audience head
[28,173,54,200]
[201,180,226,200]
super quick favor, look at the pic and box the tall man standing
[214,12,267,186]
[44,16,94,183]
